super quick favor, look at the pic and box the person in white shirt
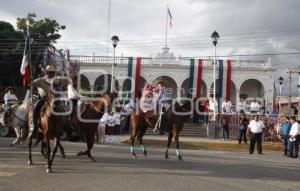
[247,115,265,154]
[237,97,246,114]
[3,87,18,124]
[250,99,261,113]
[67,77,85,121]
[98,112,109,143]
[288,116,300,158]
[222,97,232,113]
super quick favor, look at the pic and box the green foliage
[0,13,66,89]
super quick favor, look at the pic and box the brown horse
[75,93,113,162]
[27,93,66,173]
[130,101,191,160]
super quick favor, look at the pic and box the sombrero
[5,86,15,92]
[45,65,58,72]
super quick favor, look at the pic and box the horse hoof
[46,168,52,173]
[90,157,97,162]
[165,155,169,159]
[132,153,137,158]
[178,156,183,160]
[27,160,33,166]
[10,143,14,147]
[143,152,147,157]
[77,151,83,156]
[61,154,66,159]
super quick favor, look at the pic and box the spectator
[221,114,230,140]
[98,112,109,143]
[237,97,246,114]
[247,115,265,154]
[222,97,232,113]
[238,114,249,144]
[250,99,261,114]
[281,116,291,156]
[287,116,300,158]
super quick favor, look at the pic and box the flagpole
[165,5,168,47]
[26,19,33,104]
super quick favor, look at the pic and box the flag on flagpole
[167,6,173,28]
[20,37,30,86]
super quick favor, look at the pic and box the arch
[79,74,90,91]
[155,75,178,98]
[180,78,207,98]
[240,79,264,98]
[121,76,147,97]
[94,74,119,93]
[210,79,237,105]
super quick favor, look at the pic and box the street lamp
[111,35,119,93]
[211,31,220,121]
[278,76,283,115]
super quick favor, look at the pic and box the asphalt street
[0,137,299,191]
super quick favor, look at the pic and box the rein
[89,100,102,113]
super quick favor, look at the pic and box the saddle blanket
[140,84,162,114]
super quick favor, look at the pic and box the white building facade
[71,48,276,113]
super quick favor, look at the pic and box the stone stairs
[143,123,208,137]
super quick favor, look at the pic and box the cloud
[2,0,300,95]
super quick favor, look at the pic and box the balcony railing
[70,55,273,69]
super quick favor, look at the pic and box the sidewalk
[119,135,283,152]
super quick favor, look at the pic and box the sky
[1,0,300,94]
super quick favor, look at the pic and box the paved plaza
[0,137,299,191]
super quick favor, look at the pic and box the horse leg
[49,137,59,172]
[87,128,96,162]
[137,132,147,157]
[27,136,33,165]
[130,114,139,158]
[173,129,182,160]
[58,141,66,159]
[11,126,22,146]
[165,132,173,159]
[45,136,52,173]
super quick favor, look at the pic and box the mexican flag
[189,59,203,98]
[128,57,142,99]
[20,37,30,86]
[218,60,232,112]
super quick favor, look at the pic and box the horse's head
[90,92,114,113]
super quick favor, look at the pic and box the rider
[3,86,18,123]
[31,64,57,134]
[153,77,169,134]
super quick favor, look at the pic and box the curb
[122,139,283,152]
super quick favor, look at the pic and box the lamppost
[278,76,283,114]
[111,35,119,93]
[211,31,220,121]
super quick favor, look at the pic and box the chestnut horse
[27,92,66,173]
[75,93,113,162]
[130,101,191,160]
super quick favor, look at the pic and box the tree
[0,21,23,89]
[0,13,65,99]
[16,13,66,77]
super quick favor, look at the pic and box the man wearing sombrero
[31,64,58,133]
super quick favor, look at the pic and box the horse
[75,93,113,162]
[129,100,191,160]
[2,100,31,146]
[27,92,67,173]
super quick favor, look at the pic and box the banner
[189,59,203,98]
[218,60,232,112]
[140,84,162,113]
[128,57,142,99]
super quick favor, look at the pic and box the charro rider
[3,86,19,124]
[31,65,58,134]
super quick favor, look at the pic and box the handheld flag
[20,37,30,86]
